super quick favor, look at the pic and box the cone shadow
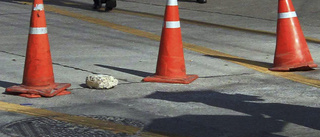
[204,55,273,68]
[94,64,153,77]
[0,81,19,95]
[0,81,18,88]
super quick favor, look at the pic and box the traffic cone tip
[167,0,178,6]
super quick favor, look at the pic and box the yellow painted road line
[14,0,320,44]
[0,101,167,137]
[113,9,320,44]
[182,43,320,88]
[41,4,320,88]
[8,2,169,136]
[61,2,81,6]
[13,1,320,88]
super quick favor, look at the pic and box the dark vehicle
[197,0,207,3]
[93,0,117,11]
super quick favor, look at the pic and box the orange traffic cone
[5,0,71,98]
[143,0,198,84]
[269,0,317,71]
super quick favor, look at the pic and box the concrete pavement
[0,0,320,136]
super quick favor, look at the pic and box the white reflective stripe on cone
[165,21,180,28]
[29,27,48,34]
[279,11,297,19]
[33,4,44,11]
[167,0,178,6]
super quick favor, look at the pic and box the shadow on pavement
[0,81,19,95]
[204,55,273,68]
[95,64,153,77]
[144,90,320,137]
[0,81,18,88]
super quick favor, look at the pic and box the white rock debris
[86,74,118,89]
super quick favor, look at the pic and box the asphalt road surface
[1,0,320,136]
